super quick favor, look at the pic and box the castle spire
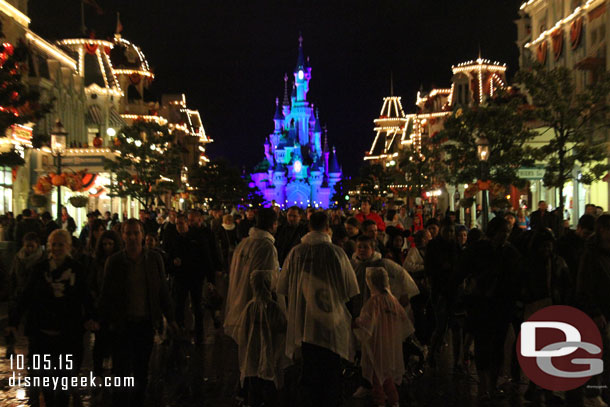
[274,97,284,120]
[295,33,305,73]
[282,73,290,106]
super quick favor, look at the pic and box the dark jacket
[275,223,308,265]
[167,232,215,282]
[237,218,255,240]
[576,239,610,319]
[425,236,461,300]
[10,256,94,337]
[99,249,174,328]
[522,255,571,305]
[459,239,521,324]
[529,209,556,232]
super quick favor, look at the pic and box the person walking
[224,208,280,341]
[98,219,176,407]
[354,267,409,407]
[6,230,96,407]
[278,211,359,407]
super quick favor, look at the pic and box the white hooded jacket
[224,227,280,341]
[278,231,359,361]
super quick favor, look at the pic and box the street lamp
[51,120,67,222]
[476,135,490,232]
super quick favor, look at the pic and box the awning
[86,105,102,125]
[109,108,126,128]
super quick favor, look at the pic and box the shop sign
[518,167,546,179]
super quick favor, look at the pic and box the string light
[120,114,168,125]
[26,32,76,70]
[524,0,595,48]
[58,38,114,47]
[113,69,154,78]
[0,0,30,27]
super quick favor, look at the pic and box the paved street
[0,308,533,407]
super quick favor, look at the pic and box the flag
[116,12,123,34]
[83,0,103,15]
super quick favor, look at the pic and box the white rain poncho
[350,252,419,324]
[355,267,409,385]
[237,270,288,387]
[224,228,280,341]
[278,231,359,361]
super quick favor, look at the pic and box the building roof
[329,146,341,173]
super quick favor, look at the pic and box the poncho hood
[249,227,275,243]
[301,231,331,245]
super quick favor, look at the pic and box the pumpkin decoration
[51,174,65,186]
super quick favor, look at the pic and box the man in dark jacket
[99,219,176,407]
[237,208,256,240]
[275,206,308,265]
[40,211,59,244]
[167,214,215,344]
[529,200,556,231]
[425,219,461,364]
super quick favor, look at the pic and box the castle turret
[282,73,291,118]
[293,35,312,103]
[328,146,342,190]
[273,97,284,132]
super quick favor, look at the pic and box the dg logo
[517,305,604,391]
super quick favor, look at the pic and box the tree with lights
[104,120,183,209]
[189,158,263,207]
[398,129,445,198]
[439,90,536,190]
[516,64,610,212]
[0,22,50,159]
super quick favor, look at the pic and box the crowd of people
[2,197,610,407]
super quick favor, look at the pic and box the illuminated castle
[251,36,341,208]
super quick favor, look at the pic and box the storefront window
[0,167,12,214]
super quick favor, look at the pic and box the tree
[398,130,444,198]
[0,21,51,149]
[439,90,536,189]
[104,120,183,209]
[358,163,403,198]
[189,158,262,206]
[516,64,610,211]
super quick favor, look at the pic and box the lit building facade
[517,0,610,220]
[251,36,342,208]
[365,58,507,219]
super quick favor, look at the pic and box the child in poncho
[354,267,409,407]
[236,269,287,407]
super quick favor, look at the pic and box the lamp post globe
[476,135,490,231]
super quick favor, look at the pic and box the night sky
[28,0,521,176]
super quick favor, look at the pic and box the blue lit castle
[251,36,342,208]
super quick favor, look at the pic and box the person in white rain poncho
[237,269,288,407]
[354,267,409,407]
[350,235,419,320]
[349,234,419,399]
[224,208,280,342]
[278,211,359,407]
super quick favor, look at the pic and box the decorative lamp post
[476,135,490,232]
[51,120,67,222]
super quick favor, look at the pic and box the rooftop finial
[275,97,279,106]
[299,33,303,48]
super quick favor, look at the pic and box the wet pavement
[0,307,532,407]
